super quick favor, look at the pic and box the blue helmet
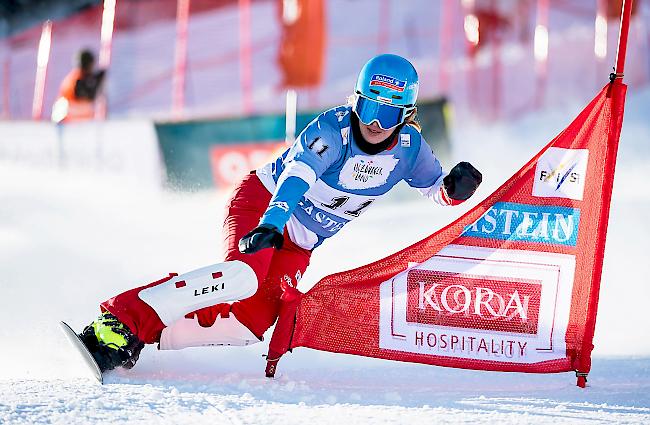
[353,54,419,130]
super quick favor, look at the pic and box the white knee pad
[138,260,257,326]
[159,314,260,350]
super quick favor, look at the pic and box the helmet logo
[370,74,406,92]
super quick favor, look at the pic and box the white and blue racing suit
[255,105,452,250]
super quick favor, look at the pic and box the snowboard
[59,321,103,384]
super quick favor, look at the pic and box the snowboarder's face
[358,121,393,144]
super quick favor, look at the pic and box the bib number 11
[321,196,374,217]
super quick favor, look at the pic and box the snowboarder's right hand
[238,224,284,254]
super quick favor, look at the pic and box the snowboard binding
[79,312,145,373]
[61,312,145,383]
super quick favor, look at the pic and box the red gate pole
[533,0,549,109]
[32,20,52,120]
[239,0,253,115]
[2,55,9,119]
[491,0,501,121]
[97,0,117,120]
[98,0,116,69]
[462,2,479,116]
[438,0,454,94]
[575,0,633,389]
[594,0,608,89]
[614,0,633,77]
[172,0,190,118]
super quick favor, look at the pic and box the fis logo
[532,148,589,200]
[370,74,406,92]
[540,165,580,189]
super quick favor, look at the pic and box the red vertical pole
[575,0,633,390]
[489,0,500,120]
[32,20,52,120]
[438,0,454,94]
[594,0,608,90]
[614,0,633,76]
[462,1,479,116]
[99,0,116,68]
[98,0,117,120]
[173,0,190,118]
[534,0,549,109]
[2,56,9,119]
[492,27,501,120]
[239,0,253,115]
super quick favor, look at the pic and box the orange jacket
[54,69,95,122]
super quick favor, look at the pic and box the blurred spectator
[51,49,106,123]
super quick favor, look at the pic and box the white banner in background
[0,120,164,188]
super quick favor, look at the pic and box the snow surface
[1,86,650,423]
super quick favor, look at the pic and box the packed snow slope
[1,86,649,423]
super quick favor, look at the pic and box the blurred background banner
[277,0,326,88]
[0,119,162,185]
[0,0,648,190]
[209,141,285,188]
[1,0,647,121]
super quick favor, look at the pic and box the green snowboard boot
[78,312,145,372]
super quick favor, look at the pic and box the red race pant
[100,172,312,344]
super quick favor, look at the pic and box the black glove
[238,224,284,254]
[443,161,482,201]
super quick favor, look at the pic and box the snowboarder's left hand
[443,161,482,201]
[238,224,284,254]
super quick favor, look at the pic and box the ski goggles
[352,94,412,130]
